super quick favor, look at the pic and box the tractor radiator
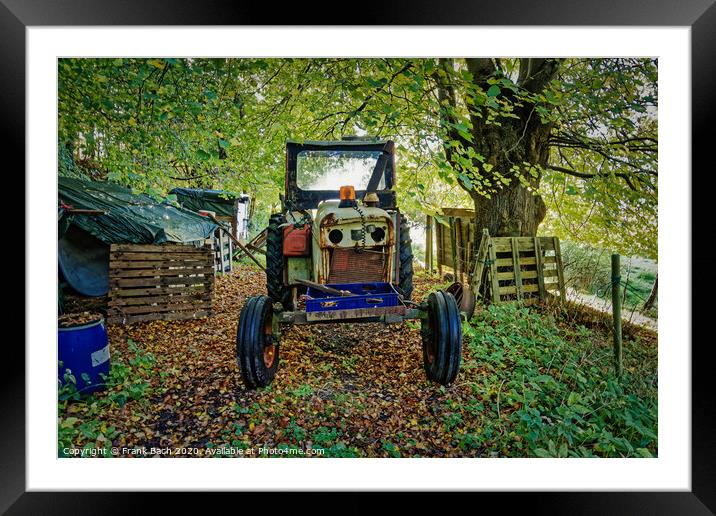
[327,247,387,284]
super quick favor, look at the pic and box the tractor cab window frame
[285,140,397,211]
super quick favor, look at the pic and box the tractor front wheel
[421,291,462,385]
[237,295,280,389]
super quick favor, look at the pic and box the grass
[232,252,266,270]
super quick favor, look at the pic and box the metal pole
[611,254,623,377]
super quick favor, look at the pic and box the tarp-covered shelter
[58,177,218,297]
[170,187,250,240]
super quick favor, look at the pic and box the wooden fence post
[425,214,433,273]
[470,228,490,300]
[449,216,457,280]
[534,237,546,300]
[510,238,524,301]
[436,222,443,278]
[455,217,464,283]
[488,237,500,304]
[611,254,623,377]
[553,237,566,299]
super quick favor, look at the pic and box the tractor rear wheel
[237,295,280,389]
[398,215,414,300]
[266,214,293,310]
[421,291,462,385]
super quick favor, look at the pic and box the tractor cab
[235,138,463,390]
[277,139,411,304]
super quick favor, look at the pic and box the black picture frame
[5,0,712,512]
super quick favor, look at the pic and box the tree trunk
[642,273,658,312]
[472,183,547,243]
[434,58,560,260]
[468,107,552,255]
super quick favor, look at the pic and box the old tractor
[236,139,463,388]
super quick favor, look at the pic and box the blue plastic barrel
[58,318,110,394]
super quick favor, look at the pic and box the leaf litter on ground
[58,266,658,458]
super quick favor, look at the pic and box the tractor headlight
[328,229,343,244]
[371,227,386,242]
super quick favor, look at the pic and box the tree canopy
[58,57,657,258]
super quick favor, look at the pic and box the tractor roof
[285,139,393,152]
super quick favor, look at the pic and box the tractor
[236,138,463,388]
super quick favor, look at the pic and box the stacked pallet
[107,243,214,325]
[487,236,565,305]
[471,232,566,306]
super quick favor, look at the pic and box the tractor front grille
[328,247,387,284]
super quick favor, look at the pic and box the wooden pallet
[211,224,233,274]
[471,232,566,306]
[107,243,214,325]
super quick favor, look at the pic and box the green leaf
[558,442,568,457]
[487,85,501,97]
[457,173,473,190]
[635,448,653,458]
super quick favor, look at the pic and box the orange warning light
[339,185,356,201]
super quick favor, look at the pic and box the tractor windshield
[296,149,386,191]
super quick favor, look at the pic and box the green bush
[463,303,657,457]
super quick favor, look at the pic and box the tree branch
[518,58,563,93]
[547,164,640,191]
[337,62,412,134]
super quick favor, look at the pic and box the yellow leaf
[128,117,137,126]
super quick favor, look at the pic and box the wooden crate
[107,243,214,325]
[470,232,566,306]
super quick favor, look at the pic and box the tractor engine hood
[312,200,395,285]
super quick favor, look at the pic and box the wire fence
[559,243,657,327]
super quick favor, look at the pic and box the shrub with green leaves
[463,304,657,457]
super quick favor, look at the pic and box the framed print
[5,0,713,511]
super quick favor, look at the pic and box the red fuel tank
[283,225,312,256]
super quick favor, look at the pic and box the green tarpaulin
[59,177,218,244]
[169,187,246,218]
